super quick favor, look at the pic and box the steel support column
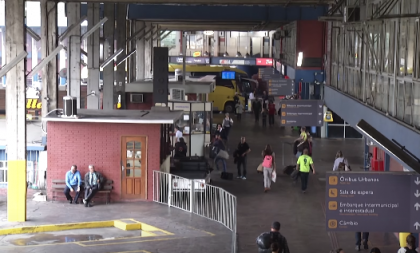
[135,21,145,80]
[67,3,81,108]
[115,4,127,108]
[128,20,136,83]
[5,0,27,222]
[40,0,58,117]
[102,3,115,110]
[144,23,153,79]
[86,3,100,109]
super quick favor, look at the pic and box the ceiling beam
[55,0,332,5]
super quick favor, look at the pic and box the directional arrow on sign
[415,177,420,185]
[415,190,420,198]
[415,222,420,230]
[415,203,420,211]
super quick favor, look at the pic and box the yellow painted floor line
[110,250,152,253]
[0,235,177,249]
[0,219,172,236]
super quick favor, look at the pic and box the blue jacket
[65,170,82,188]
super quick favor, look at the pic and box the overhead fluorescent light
[297,52,303,67]
[203,31,214,36]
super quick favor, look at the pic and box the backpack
[262,155,273,168]
[404,247,417,253]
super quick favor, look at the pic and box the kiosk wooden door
[121,136,147,199]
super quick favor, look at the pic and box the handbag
[217,150,229,160]
[271,170,277,183]
[257,163,263,173]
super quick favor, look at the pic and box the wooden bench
[51,179,114,204]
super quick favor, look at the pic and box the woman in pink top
[262,145,275,193]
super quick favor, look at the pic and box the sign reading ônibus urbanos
[325,172,420,232]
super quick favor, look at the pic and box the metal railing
[153,170,237,253]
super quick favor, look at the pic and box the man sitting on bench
[64,165,83,204]
[83,165,104,207]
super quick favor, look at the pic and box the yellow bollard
[399,232,411,247]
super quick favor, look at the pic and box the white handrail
[153,170,237,253]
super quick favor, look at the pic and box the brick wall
[47,121,161,202]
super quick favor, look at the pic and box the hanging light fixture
[244,53,250,58]
[203,51,209,56]
[223,52,229,57]
[203,31,214,36]
[236,52,242,57]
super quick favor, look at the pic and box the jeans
[263,167,273,188]
[84,184,99,202]
[300,172,309,191]
[237,156,247,177]
[355,232,369,246]
[296,151,302,158]
[236,114,242,121]
[269,115,274,125]
[214,157,226,172]
[64,185,83,202]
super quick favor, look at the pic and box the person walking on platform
[296,148,315,193]
[261,108,268,127]
[253,99,262,122]
[262,145,275,193]
[256,221,290,253]
[398,234,418,253]
[268,100,276,126]
[213,134,227,172]
[236,136,251,180]
[235,102,244,121]
[355,232,369,251]
[222,113,233,150]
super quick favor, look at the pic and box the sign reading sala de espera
[325,172,420,232]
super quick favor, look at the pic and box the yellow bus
[168,65,256,112]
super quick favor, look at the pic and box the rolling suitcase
[283,165,296,175]
[221,171,233,180]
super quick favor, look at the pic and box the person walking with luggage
[236,136,251,180]
[213,134,227,172]
[296,148,315,193]
[262,145,275,193]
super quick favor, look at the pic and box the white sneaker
[236,176,242,179]
[242,177,246,180]
[82,199,86,204]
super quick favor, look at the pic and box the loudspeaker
[153,47,169,105]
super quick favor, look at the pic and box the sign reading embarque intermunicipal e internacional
[325,172,420,232]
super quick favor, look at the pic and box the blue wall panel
[124,4,327,21]
[324,86,420,168]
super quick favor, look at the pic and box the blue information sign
[221,71,236,80]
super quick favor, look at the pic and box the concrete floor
[211,112,400,253]
[0,112,401,253]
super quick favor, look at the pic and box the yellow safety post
[399,232,411,247]
[7,160,27,221]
